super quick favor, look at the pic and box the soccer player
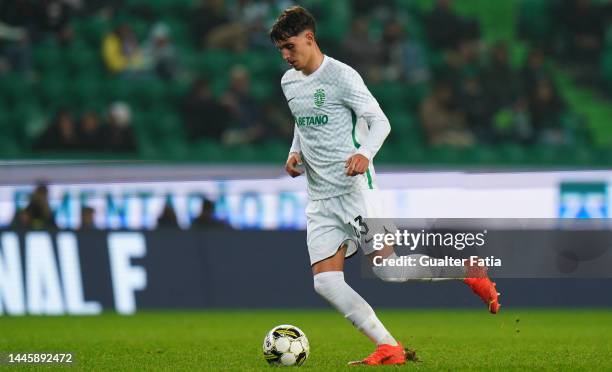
[270,6,500,366]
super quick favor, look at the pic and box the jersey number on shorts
[352,215,369,238]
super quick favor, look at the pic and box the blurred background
[1,0,612,314]
[0,0,611,165]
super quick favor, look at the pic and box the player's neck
[302,49,324,76]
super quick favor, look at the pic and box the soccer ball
[262,324,310,366]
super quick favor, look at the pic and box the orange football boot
[464,264,501,314]
[348,343,410,366]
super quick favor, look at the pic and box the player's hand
[345,154,369,176]
[285,152,304,178]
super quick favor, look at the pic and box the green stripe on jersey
[351,109,359,148]
[350,109,373,189]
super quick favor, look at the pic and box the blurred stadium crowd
[10,180,232,230]
[1,0,612,165]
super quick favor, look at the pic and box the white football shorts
[305,189,396,265]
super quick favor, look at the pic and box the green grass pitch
[1,309,610,370]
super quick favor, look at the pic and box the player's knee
[313,271,344,299]
[313,279,327,298]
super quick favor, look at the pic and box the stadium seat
[399,143,427,164]
[0,0,604,165]
[225,144,260,163]
[235,52,274,76]
[210,75,230,98]
[101,78,133,103]
[498,144,527,164]
[374,142,399,163]
[126,0,179,15]
[0,74,30,106]
[37,77,71,109]
[602,48,612,93]
[158,137,189,160]
[65,46,98,74]
[157,112,183,137]
[0,134,21,157]
[387,110,420,145]
[33,43,63,72]
[459,145,499,165]
[165,18,191,46]
[9,103,41,148]
[404,83,429,110]
[139,110,184,146]
[72,16,107,42]
[260,141,291,162]
[167,81,190,102]
[193,140,225,162]
[250,79,275,103]
[517,0,552,43]
[130,80,168,108]
[196,50,235,77]
[0,110,12,132]
[69,75,102,108]
[429,145,464,164]
[531,145,562,165]
[369,82,407,112]
[572,145,595,165]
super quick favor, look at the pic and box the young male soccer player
[270,6,500,365]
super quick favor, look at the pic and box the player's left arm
[341,69,391,176]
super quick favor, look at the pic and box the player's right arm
[286,124,304,177]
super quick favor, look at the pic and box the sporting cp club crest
[314,88,325,107]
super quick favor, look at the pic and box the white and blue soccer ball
[262,324,310,366]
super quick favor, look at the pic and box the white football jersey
[281,55,384,200]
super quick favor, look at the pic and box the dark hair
[81,206,95,214]
[269,6,316,42]
[202,198,215,212]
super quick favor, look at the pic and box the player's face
[274,31,314,71]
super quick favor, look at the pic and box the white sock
[313,271,397,346]
[371,253,465,282]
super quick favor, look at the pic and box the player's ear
[305,30,315,44]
